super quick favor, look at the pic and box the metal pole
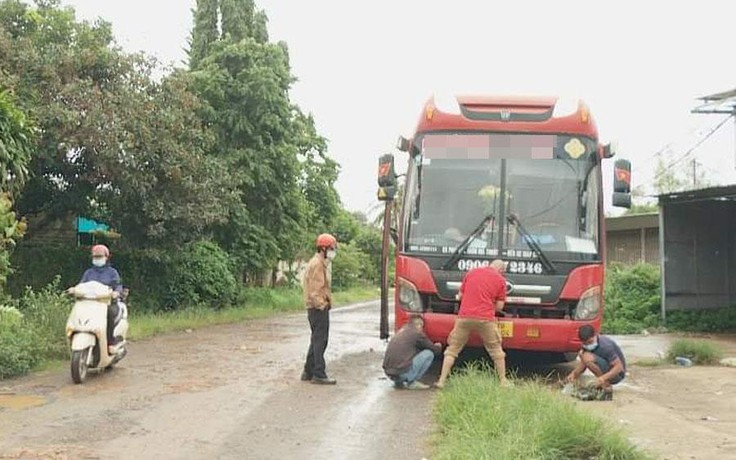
[692,159,697,187]
[380,200,392,340]
[659,205,667,323]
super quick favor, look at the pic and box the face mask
[582,339,598,351]
[92,257,107,267]
[326,250,337,260]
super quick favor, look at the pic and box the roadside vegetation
[433,365,650,460]
[0,1,384,381]
[604,263,736,334]
[666,339,724,365]
[0,282,377,380]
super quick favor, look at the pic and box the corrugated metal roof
[658,184,736,203]
[692,88,736,114]
[699,88,736,102]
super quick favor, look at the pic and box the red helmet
[91,244,110,257]
[316,233,337,249]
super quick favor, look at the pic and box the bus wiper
[506,214,557,274]
[441,213,495,271]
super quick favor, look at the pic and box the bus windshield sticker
[564,138,586,159]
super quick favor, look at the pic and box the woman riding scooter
[68,244,124,355]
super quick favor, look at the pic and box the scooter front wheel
[71,348,90,384]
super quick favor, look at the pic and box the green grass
[129,286,378,341]
[666,338,724,365]
[631,358,668,367]
[433,364,651,460]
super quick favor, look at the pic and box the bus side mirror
[602,142,617,159]
[377,154,397,201]
[613,159,631,208]
[396,136,410,152]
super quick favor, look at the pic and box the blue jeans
[594,355,626,384]
[396,349,435,384]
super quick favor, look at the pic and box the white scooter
[65,281,129,384]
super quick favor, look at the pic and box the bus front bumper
[420,312,598,353]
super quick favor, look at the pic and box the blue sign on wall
[76,217,109,234]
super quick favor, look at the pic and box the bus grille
[424,295,575,319]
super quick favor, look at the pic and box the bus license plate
[498,321,513,338]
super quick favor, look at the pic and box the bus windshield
[403,132,601,264]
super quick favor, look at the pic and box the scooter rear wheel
[71,348,90,384]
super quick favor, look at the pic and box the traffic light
[377,154,397,201]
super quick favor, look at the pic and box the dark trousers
[107,303,119,345]
[304,308,330,379]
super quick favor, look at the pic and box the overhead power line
[652,114,733,180]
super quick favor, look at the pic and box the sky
[62,0,736,216]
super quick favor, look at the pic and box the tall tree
[219,0,253,42]
[0,88,31,194]
[0,88,31,288]
[189,0,219,69]
[188,0,338,280]
[0,0,236,247]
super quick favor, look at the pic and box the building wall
[22,213,77,246]
[662,200,736,311]
[605,214,660,266]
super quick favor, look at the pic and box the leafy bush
[6,244,88,297]
[602,263,736,334]
[163,240,239,309]
[331,242,373,289]
[667,339,723,365]
[9,241,241,312]
[0,305,35,378]
[603,263,661,334]
[16,278,73,360]
[665,308,736,332]
[352,227,382,284]
[0,279,71,379]
[0,321,38,379]
[0,304,23,326]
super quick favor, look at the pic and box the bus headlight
[398,278,423,312]
[574,286,601,320]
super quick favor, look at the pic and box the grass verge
[666,338,724,365]
[129,286,378,341]
[433,364,651,460]
[631,358,667,367]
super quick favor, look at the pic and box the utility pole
[692,158,697,187]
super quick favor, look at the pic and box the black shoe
[311,376,337,385]
[300,371,312,382]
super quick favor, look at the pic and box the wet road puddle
[0,394,47,410]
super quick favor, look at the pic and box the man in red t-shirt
[435,259,509,388]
